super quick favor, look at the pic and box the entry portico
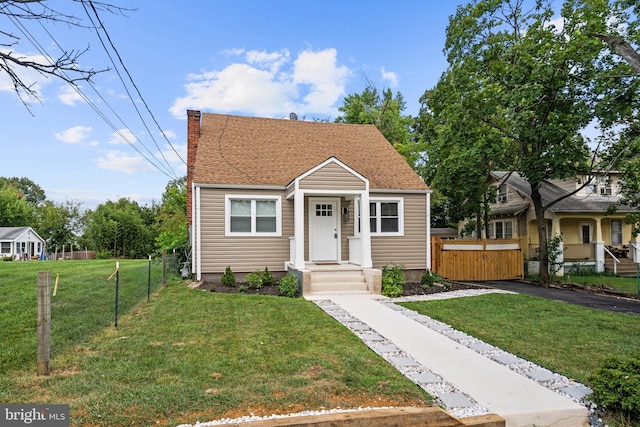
[287,157,372,270]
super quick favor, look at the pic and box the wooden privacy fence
[431,238,523,281]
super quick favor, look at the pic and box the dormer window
[497,184,507,203]
[599,180,612,196]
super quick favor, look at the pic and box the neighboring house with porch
[186,111,431,294]
[464,171,638,275]
[0,226,45,260]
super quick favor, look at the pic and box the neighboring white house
[0,227,45,260]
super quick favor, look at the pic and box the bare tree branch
[0,0,132,107]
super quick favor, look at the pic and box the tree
[0,0,128,107]
[0,177,46,205]
[33,199,84,251]
[83,198,156,258]
[419,0,640,282]
[0,184,33,226]
[155,177,188,252]
[335,84,422,170]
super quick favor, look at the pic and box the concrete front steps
[299,264,382,296]
[605,256,638,277]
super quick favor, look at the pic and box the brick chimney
[186,110,201,226]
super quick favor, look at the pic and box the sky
[0,0,463,209]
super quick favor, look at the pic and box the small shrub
[95,250,112,259]
[589,355,640,422]
[382,264,405,298]
[420,270,442,289]
[262,267,275,286]
[221,266,236,287]
[238,285,248,293]
[244,270,263,289]
[278,274,299,297]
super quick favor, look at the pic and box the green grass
[400,293,640,384]
[556,274,639,295]
[0,260,430,426]
[0,259,165,374]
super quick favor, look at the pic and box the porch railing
[603,245,620,275]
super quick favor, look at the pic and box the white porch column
[594,218,604,273]
[294,190,306,270]
[360,191,373,268]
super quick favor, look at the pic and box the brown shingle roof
[193,113,428,191]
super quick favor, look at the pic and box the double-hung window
[369,198,403,236]
[225,195,281,236]
[488,220,513,239]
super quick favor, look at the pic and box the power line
[84,0,186,167]
[7,9,178,180]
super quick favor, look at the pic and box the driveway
[473,280,640,316]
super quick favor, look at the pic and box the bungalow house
[0,226,45,260]
[186,111,431,294]
[467,171,638,275]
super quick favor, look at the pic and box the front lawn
[400,293,640,384]
[0,260,430,426]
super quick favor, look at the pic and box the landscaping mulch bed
[198,280,482,297]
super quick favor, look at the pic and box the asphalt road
[470,280,640,316]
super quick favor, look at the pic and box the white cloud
[380,67,399,88]
[95,150,157,174]
[54,126,93,144]
[109,128,137,145]
[58,84,84,106]
[169,48,351,118]
[162,129,177,140]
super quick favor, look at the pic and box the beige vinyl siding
[370,192,427,270]
[340,196,354,261]
[199,187,293,274]
[299,162,366,190]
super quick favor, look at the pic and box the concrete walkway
[307,291,590,427]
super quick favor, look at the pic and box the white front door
[309,198,339,262]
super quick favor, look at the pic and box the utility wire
[85,0,186,167]
[7,9,177,179]
[81,0,178,176]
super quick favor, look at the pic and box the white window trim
[369,197,404,236]
[225,195,282,237]
[579,222,593,244]
[488,220,513,239]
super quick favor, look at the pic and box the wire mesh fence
[0,258,175,375]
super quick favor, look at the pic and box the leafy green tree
[155,177,188,252]
[420,0,640,282]
[0,185,34,226]
[83,198,156,258]
[336,84,422,169]
[33,200,84,251]
[0,177,46,206]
